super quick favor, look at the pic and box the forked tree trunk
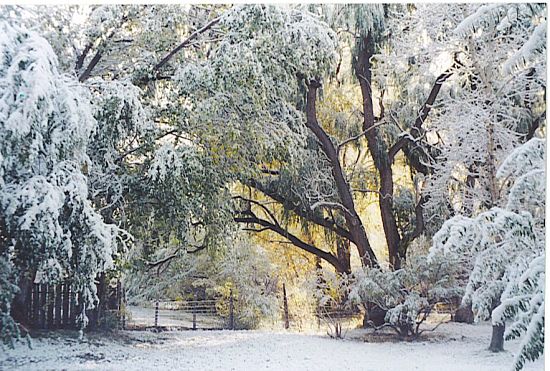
[355,34,402,269]
[305,80,378,268]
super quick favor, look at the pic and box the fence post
[47,285,54,329]
[116,279,124,330]
[39,284,46,329]
[229,289,234,330]
[54,285,62,329]
[283,283,289,329]
[122,285,126,330]
[154,269,159,329]
[62,284,70,328]
[32,284,39,327]
[155,300,159,328]
[26,281,32,325]
[69,288,76,328]
[192,292,197,330]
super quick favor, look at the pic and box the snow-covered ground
[0,322,543,371]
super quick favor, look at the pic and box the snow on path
[0,322,543,371]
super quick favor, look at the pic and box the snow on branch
[503,20,547,73]
[454,5,505,37]
[496,138,545,180]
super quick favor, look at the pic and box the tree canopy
[0,4,545,368]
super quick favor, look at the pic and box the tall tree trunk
[379,169,401,269]
[305,80,378,268]
[454,302,474,323]
[355,34,402,269]
[488,299,505,352]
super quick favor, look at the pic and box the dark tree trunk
[489,323,505,352]
[11,275,33,326]
[355,35,401,269]
[235,31,457,274]
[379,176,401,269]
[305,80,378,268]
[488,298,505,352]
[282,283,290,329]
[363,302,387,327]
[454,303,474,324]
[336,238,351,275]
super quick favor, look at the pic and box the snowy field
[0,322,543,371]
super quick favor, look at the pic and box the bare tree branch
[234,210,346,272]
[418,320,451,336]
[153,16,221,73]
[337,121,388,154]
[77,14,131,82]
[310,201,354,218]
[146,243,207,270]
[75,42,94,72]
[233,195,280,226]
[247,179,354,242]
[388,55,461,163]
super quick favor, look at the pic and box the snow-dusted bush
[312,269,353,338]
[349,252,459,338]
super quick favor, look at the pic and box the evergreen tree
[429,138,545,365]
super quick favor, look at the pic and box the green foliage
[173,5,338,180]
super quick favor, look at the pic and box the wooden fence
[23,279,124,330]
[25,283,81,329]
